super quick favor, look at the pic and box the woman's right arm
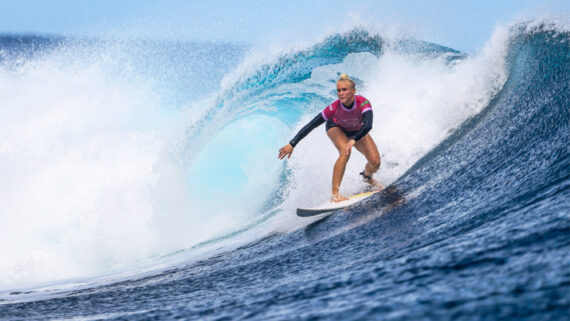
[278,113,325,159]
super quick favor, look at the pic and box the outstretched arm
[289,113,325,147]
[278,113,325,159]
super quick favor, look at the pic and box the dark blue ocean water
[0,23,568,320]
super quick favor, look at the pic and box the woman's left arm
[349,110,373,142]
[344,111,373,155]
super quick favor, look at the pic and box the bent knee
[369,157,381,170]
[338,153,351,161]
[335,152,350,164]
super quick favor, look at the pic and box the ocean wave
[0,19,567,309]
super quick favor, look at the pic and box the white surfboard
[296,190,379,217]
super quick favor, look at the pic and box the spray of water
[0,25,511,289]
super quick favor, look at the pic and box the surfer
[278,74,383,202]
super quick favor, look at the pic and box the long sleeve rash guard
[289,110,373,147]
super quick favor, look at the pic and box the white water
[274,30,509,228]
[0,26,510,290]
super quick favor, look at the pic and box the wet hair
[338,73,356,89]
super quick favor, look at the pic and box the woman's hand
[344,139,355,156]
[278,144,294,159]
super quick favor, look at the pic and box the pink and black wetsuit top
[321,95,372,132]
[289,95,373,147]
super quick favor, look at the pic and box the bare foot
[360,171,384,190]
[366,177,385,191]
[331,192,349,202]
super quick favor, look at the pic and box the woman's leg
[354,134,383,188]
[327,127,351,201]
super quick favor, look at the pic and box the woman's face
[337,80,356,106]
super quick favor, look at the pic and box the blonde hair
[338,73,356,89]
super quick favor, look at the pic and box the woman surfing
[278,74,383,202]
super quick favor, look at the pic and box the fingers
[278,144,293,159]
[344,143,353,156]
[344,140,355,156]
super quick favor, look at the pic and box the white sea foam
[271,26,511,232]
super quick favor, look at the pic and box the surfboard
[296,190,379,217]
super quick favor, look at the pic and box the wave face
[1,21,569,320]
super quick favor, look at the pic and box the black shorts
[325,118,359,138]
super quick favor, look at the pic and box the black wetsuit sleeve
[348,110,373,141]
[289,113,326,147]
